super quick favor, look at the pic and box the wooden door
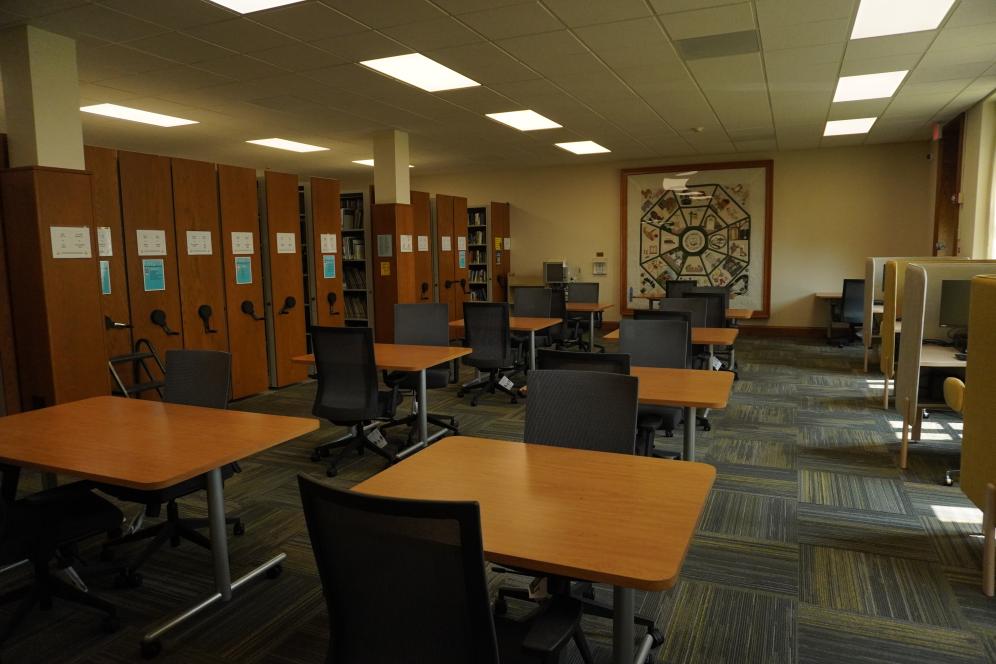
[172,158,229,352]
[219,165,268,399]
[934,114,963,256]
[411,191,433,304]
[119,151,183,386]
[84,146,132,366]
[262,171,308,387]
[309,177,344,328]
[490,202,511,302]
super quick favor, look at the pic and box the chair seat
[639,405,681,431]
[384,365,449,391]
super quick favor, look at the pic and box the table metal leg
[529,330,536,371]
[396,370,429,461]
[684,406,696,462]
[613,586,634,664]
[708,344,715,368]
[589,312,596,352]
[141,467,285,655]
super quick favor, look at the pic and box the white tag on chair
[499,376,515,390]
[368,429,388,448]
[528,576,549,600]
[710,356,722,370]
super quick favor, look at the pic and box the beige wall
[410,141,933,327]
[958,93,995,259]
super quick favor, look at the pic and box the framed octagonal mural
[620,160,773,318]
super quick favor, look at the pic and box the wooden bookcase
[466,202,511,302]
[340,191,371,328]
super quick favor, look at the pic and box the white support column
[373,129,410,205]
[0,25,84,169]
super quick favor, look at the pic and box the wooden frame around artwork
[619,159,774,318]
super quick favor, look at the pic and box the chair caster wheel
[102,615,120,633]
[326,466,338,478]
[100,548,115,562]
[140,639,162,659]
[494,597,508,615]
[265,564,283,580]
[944,474,954,486]
[233,521,245,536]
[650,628,664,647]
[115,570,143,589]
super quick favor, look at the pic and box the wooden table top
[726,308,752,319]
[630,366,734,409]
[566,302,614,313]
[920,344,966,368]
[292,343,473,372]
[355,436,715,591]
[602,326,738,346]
[0,396,317,490]
[448,316,562,333]
[815,292,842,299]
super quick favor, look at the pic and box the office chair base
[326,428,395,477]
[944,469,960,486]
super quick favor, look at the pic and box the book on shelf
[469,268,488,283]
[344,265,366,290]
[343,236,365,259]
[341,200,364,230]
[469,230,486,244]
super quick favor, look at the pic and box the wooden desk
[637,295,752,322]
[0,396,317,655]
[293,343,472,454]
[630,366,734,461]
[356,436,715,664]
[815,292,842,340]
[899,344,967,469]
[449,316,561,370]
[567,302,614,353]
[604,326,739,370]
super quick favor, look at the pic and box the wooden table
[899,344,967,469]
[355,436,716,664]
[448,316,561,370]
[603,326,738,366]
[0,396,317,656]
[815,292,842,340]
[630,366,734,461]
[637,296,752,322]
[293,343,472,455]
[566,302,614,353]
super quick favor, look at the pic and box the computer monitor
[543,261,568,284]
[939,280,971,328]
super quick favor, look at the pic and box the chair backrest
[462,302,512,367]
[682,291,726,327]
[512,286,553,318]
[164,350,231,409]
[665,280,697,299]
[688,286,730,311]
[619,319,689,368]
[524,370,638,455]
[394,303,449,347]
[841,279,865,324]
[311,326,380,422]
[568,282,599,303]
[297,476,500,664]
[536,348,630,373]
[632,310,693,360]
[654,297,708,327]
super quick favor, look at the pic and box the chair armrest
[520,596,583,654]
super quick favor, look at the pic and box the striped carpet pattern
[1,336,993,663]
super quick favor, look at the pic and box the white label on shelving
[400,234,413,253]
[457,236,467,251]
[320,233,337,254]
[276,232,296,254]
[417,235,429,252]
[231,232,254,255]
[51,226,92,259]
[504,237,511,250]
[136,229,167,256]
[97,227,113,257]
[377,234,393,257]
[186,230,213,255]
[441,236,452,251]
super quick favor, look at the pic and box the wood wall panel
[263,171,308,386]
[309,177,344,328]
[453,195,470,310]
[118,151,183,386]
[435,194,457,327]
[411,191,433,305]
[219,165,268,399]
[0,167,107,409]
[84,146,132,364]
[371,203,415,343]
[171,158,228,352]
[491,202,511,302]
[0,134,20,414]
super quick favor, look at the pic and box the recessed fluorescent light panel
[247,138,328,152]
[360,53,479,92]
[851,0,955,39]
[823,118,877,136]
[352,159,413,168]
[80,103,197,127]
[833,70,908,102]
[486,110,561,131]
[555,141,610,155]
[206,0,304,14]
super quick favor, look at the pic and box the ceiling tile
[125,32,235,65]
[660,3,755,40]
[843,32,935,60]
[76,42,176,81]
[459,2,563,40]
[761,19,849,51]
[252,2,366,41]
[919,43,996,68]
[381,16,483,51]
[827,98,890,119]
[442,86,516,113]
[428,41,539,84]
[687,52,772,131]
[32,4,165,42]
[319,0,445,29]
[651,0,745,14]
[184,18,294,53]
[431,0,531,14]
[734,138,776,151]
[0,0,87,17]
[99,65,233,96]
[945,0,996,28]
[498,29,586,60]
[250,42,347,71]
[543,0,651,27]
[754,0,854,27]
[98,0,234,30]
[574,18,681,70]
[310,30,405,60]
[910,60,993,84]
[840,53,922,76]
[193,54,286,80]
[931,22,996,50]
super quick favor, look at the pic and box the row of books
[468,230,486,245]
[341,207,364,230]
[468,268,488,284]
[343,237,365,260]
[469,288,488,301]
[343,294,367,319]
[469,250,487,264]
[343,266,366,290]
[468,210,486,226]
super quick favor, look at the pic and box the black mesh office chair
[567,282,604,353]
[496,369,662,654]
[100,350,244,587]
[665,279,697,299]
[633,309,695,368]
[683,290,727,328]
[619,319,688,459]
[548,286,579,350]
[656,297,708,327]
[297,475,590,664]
[0,485,122,648]
[310,326,401,477]
[458,302,520,406]
[382,304,458,443]
[536,348,629,373]
[839,278,865,347]
[512,287,554,360]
